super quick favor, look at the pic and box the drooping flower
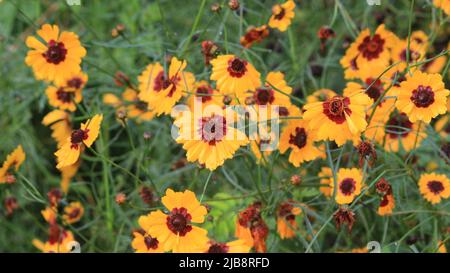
[240,25,269,48]
[131,228,164,253]
[335,168,363,205]
[137,189,209,253]
[377,193,395,216]
[235,202,268,253]
[55,114,103,169]
[395,71,449,123]
[0,145,26,184]
[210,54,261,96]
[333,207,356,233]
[138,57,195,116]
[268,0,296,32]
[63,202,84,224]
[303,93,371,146]
[418,173,450,204]
[276,201,302,239]
[25,24,86,83]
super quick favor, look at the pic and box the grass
[0,0,449,253]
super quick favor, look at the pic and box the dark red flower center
[67,77,84,89]
[427,180,444,195]
[153,71,180,97]
[386,112,413,139]
[207,243,229,253]
[400,49,421,63]
[278,106,289,116]
[410,85,434,108]
[379,194,390,207]
[227,57,247,78]
[365,78,384,104]
[350,57,359,70]
[358,34,385,61]
[289,127,307,149]
[67,208,81,219]
[70,129,89,149]
[254,88,275,105]
[56,88,75,103]
[43,40,67,64]
[340,178,356,196]
[274,6,286,20]
[166,207,192,236]
[200,115,227,145]
[144,235,159,250]
[278,203,296,221]
[195,85,213,103]
[323,96,351,124]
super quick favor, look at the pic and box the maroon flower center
[400,49,421,63]
[71,129,89,149]
[278,106,289,116]
[227,57,247,78]
[254,88,275,105]
[207,243,229,253]
[340,178,356,196]
[144,235,159,250]
[379,194,390,207]
[153,71,180,97]
[358,34,385,61]
[323,96,351,124]
[427,180,444,195]
[67,77,84,89]
[43,40,67,64]
[386,112,413,139]
[166,207,192,236]
[410,85,434,108]
[289,127,307,149]
[278,203,295,221]
[365,78,384,103]
[56,88,75,103]
[350,57,359,71]
[68,208,81,219]
[274,6,286,20]
[195,86,213,103]
[200,115,227,145]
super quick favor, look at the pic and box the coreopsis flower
[335,168,363,205]
[422,52,447,74]
[378,193,395,216]
[240,25,269,48]
[210,55,261,96]
[435,115,450,138]
[131,228,164,253]
[279,120,324,167]
[433,0,450,15]
[205,240,251,253]
[25,24,86,83]
[375,178,392,194]
[356,141,377,167]
[63,202,84,224]
[235,202,268,253]
[201,40,220,65]
[391,39,426,72]
[0,145,26,184]
[276,201,302,239]
[340,24,397,80]
[303,93,371,146]
[383,111,426,152]
[187,81,224,109]
[319,167,333,198]
[333,207,356,233]
[306,89,337,104]
[137,189,209,253]
[4,196,19,216]
[46,85,82,112]
[318,26,335,52]
[55,114,103,169]
[60,162,79,194]
[32,225,76,253]
[56,71,88,91]
[42,110,72,148]
[104,88,155,122]
[175,111,248,171]
[138,57,195,116]
[395,71,449,123]
[418,173,450,204]
[268,0,296,32]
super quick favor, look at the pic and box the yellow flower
[32,226,75,253]
[276,201,302,239]
[418,173,450,204]
[279,120,324,167]
[433,0,450,16]
[42,110,72,147]
[210,54,261,96]
[55,114,103,169]
[176,111,248,171]
[383,111,426,152]
[390,39,426,72]
[60,162,79,194]
[56,71,88,91]
[25,24,86,84]
[268,0,296,32]
[377,193,395,216]
[205,240,252,253]
[187,81,224,109]
[63,202,84,224]
[0,145,26,184]
[122,88,155,122]
[319,167,333,198]
[131,229,164,253]
[396,71,449,123]
[340,24,397,80]
[303,93,371,146]
[335,168,363,205]
[46,85,82,112]
[138,189,209,253]
[41,206,57,224]
[138,57,195,116]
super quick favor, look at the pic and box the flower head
[335,168,363,205]
[268,0,296,32]
[0,145,26,184]
[276,201,302,239]
[418,173,450,204]
[63,202,84,224]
